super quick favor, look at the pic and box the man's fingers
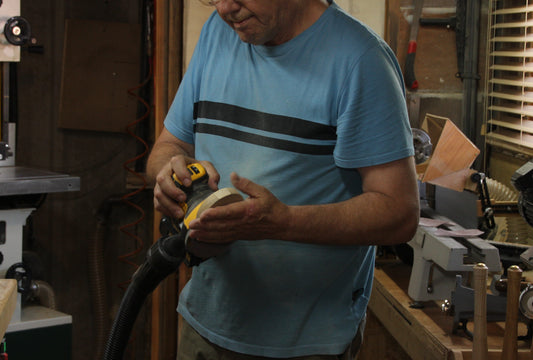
[230,172,264,199]
[153,182,185,218]
[169,155,193,186]
[199,161,220,191]
[198,200,248,222]
[154,195,184,219]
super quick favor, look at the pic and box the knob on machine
[4,16,31,46]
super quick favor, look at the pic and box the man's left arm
[188,156,420,247]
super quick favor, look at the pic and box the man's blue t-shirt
[165,2,413,358]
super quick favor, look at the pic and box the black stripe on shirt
[194,123,335,155]
[194,101,337,140]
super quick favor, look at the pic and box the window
[485,0,533,156]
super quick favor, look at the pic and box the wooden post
[473,263,488,360]
[502,265,523,360]
[151,0,183,359]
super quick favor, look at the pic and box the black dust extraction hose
[102,231,187,360]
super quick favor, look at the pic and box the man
[146,0,420,359]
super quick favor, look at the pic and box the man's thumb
[230,172,258,198]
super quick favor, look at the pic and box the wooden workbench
[359,260,532,360]
[0,279,16,339]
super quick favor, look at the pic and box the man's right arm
[146,128,195,183]
[146,128,196,218]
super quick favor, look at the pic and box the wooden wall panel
[152,0,183,359]
[59,20,141,132]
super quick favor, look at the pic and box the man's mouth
[232,16,252,29]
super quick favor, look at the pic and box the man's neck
[290,0,330,41]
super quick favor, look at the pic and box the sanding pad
[197,187,244,216]
[185,187,244,260]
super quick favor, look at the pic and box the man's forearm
[146,142,181,184]
[146,129,194,184]
[282,191,419,246]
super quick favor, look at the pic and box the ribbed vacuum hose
[103,233,186,360]
[90,221,109,359]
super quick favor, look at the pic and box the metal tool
[404,0,424,90]
[412,128,432,165]
[519,285,533,321]
[407,208,501,303]
[471,172,495,231]
[172,163,243,265]
[451,274,507,338]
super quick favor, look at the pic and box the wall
[15,1,153,359]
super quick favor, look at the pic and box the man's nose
[213,0,242,13]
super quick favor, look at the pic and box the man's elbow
[394,200,420,245]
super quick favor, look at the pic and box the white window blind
[486,0,533,155]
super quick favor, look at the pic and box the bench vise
[407,210,502,303]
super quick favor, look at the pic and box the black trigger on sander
[171,163,244,266]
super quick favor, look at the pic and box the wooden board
[152,0,183,358]
[418,113,480,191]
[0,279,16,339]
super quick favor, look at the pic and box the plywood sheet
[59,19,141,133]
[0,279,16,339]
[418,113,480,191]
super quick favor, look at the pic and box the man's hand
[153,155,220,219]
[188,172,290,243]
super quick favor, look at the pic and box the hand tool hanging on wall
[404,0,423,90]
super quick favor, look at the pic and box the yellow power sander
[170,163,243,264]
[103,163,243,360]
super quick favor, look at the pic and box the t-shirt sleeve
[163,12,218,144]
[334,42,414,169]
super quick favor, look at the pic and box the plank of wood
[501,265,522,360]
[472,263,488,360]
[370,265,450,359]
[59,19,141,133]
[459,349,531,360]
[151,0,182,358]
[0,279,16,338]
[419,113,480,191]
